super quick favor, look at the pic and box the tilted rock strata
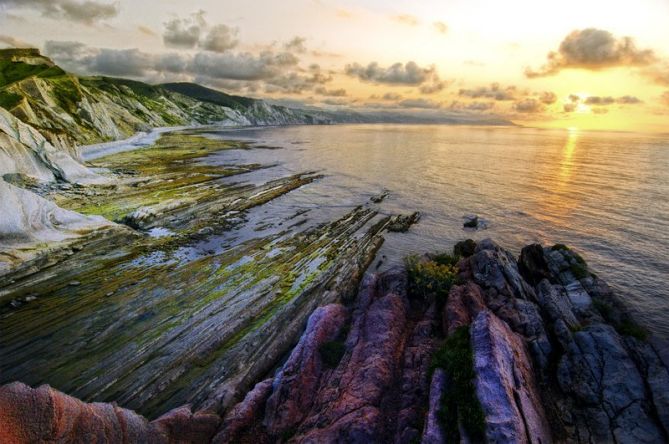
[0,382,220,444]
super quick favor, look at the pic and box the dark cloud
[433,22,448,34]
[162,11,238,53]
[345,61,438,86]
[201,24,238,53]
[584,95,643,105]
[284,37,307,54]
[448,101,495,111]
[314,86,347,97]
[419,80,448,94]
[399,98,441,109]
[513,98,544,113]
[526,28,656,77]
[459,83,516,101]
[539,91,557,105]
[163,11,206,49]
[0,0,119,24]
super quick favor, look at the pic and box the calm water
[208,124,669,342]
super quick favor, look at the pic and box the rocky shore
[2,238,667,443]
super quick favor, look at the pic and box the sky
[1,0,669,132]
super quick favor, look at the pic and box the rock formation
[1,239,667,443]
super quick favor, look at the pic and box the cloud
[419,80,448,94]
[137,25,157,37]
[392,14,419,26]
[314,86,347,97]
[399,98,441,109]
[661,91,669,106]
[345,61,440,87]
[433,21,448,34]
[563,103,577,112]
[526,28,656,77]
[284,37,307,54]
[201,24,239,53]
[459,83,517,101]
[513,98,544,113]
[0,0,119,24]
[0,34,33,48]
[162,12,239,53]
[163,11,206,49]
[448,101,495,111]
[539,91,557,104]
[584,95,643,105]
[642,64,669,86]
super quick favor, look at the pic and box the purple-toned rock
[443,281,486,335]
[212,378,273,443]
[0,382,219,444]
[471,310,552,444]
[262,303,348,436]
[421,369,446,444]
[296,291,408,442]
[394,302,439,442]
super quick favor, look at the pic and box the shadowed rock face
[0,382,220,444]
[2,239,668,444]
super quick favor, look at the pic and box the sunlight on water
[209,124,669,342]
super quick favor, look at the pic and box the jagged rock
[0,107,108,185]
[557,324,667,443]
[443,281,486,335]
[518,243,553,285]
[263,304,348,435]
[421,369,447,444]
[0,179,111,253]
[453,238,477,258]
[0,382,220,444]
[213,379,273,443]
[471,310,552,444]
[387,211,421,232]
[471,238,536,301]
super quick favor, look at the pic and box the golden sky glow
[1,0,668,132]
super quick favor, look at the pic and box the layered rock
[1,238,667,444]
[213,267,439,443]
[0,382,219,444]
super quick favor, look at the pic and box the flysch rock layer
[1,239,668,443]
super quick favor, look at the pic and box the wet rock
[518,243,552,285]
[453,238,477,258]
[463,215,479,228]
[370,190,389,203]
[387,211,421,232]
[471,310,552,444]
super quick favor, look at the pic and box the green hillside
[161,82,256,109]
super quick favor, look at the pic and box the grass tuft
[430,326,486,442]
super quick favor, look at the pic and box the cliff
[1,239,666,443]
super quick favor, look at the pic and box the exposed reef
[2,239,666,443]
